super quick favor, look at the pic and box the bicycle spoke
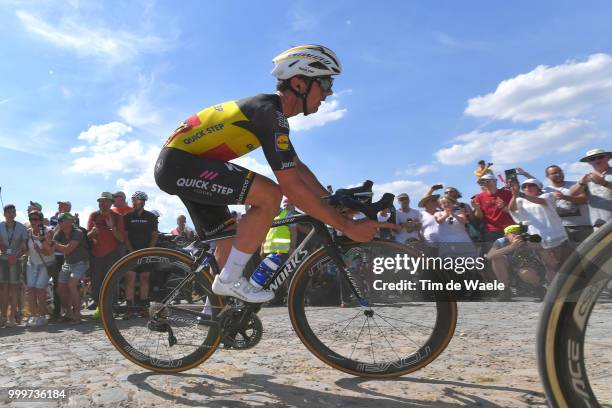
[375,313,427,350]
[375,311,436,331]
[348,318,368,360]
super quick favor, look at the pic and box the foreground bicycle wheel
[100,248,223,372]
[288,240,457,378]
[538,221,612,408]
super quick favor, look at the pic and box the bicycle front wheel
[538,221,612,408]
[99,247,223,372]
[288,240,457,378]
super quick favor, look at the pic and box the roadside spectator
[0,204,28,327]
[111,191,133,216]
[123,191,158,318]
[508,179,569,283]
[261,197,299,305]
[487,224,545,301]
[435,196,478,259]
[53,212,89,323]
[171,215,195,240]
[87,192,125,318]
[392,193,422,243]
[25,209,55,327]
[418,187,441,256]
[48,201,70,320]
[377,207,396,240]
[542,165,592,243]
[472,173,514,243]
[111,191,132,256]
[569,148,612,230]
[49,201,72,228]
[474,160,494,179]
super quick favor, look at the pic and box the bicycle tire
[537,221,612,408]
[99,247,223,373]
[288,239,457,378]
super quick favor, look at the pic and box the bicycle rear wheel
[288,240,457,378]
[99,248,223,372]
[537,221,612,408]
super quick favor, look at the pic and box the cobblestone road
[0,303,558,407]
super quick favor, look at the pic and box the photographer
[508,179,570,283]
[24,209,55,327]
[472,174,514,243]
[435,196,478,259]
[487,224,545,301]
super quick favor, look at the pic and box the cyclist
[155,44,394,303]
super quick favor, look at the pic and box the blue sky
[1,0,611,231]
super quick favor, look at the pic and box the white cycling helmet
[271,44,342,80]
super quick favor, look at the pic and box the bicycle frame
[160,212,371,323]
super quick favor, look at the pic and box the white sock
[219,247,252,283]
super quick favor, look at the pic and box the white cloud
[289,99,347,131]
[69,122,159,176]
[0,99,9,105]
[16,10,167,63]
[465,53,612,123]
[436,119,602,167]
[397,164,438,176]
[118,75,163,128]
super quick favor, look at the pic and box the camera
[39,224,45,237]
[504,168,518,183]
[517,223,541,243]
[487,162,493,167]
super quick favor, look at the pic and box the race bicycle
[99,182,457,378]
[537,220,612,407]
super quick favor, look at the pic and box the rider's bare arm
[275,169,395,242]
[295,157,329,197]
[276,168,350,231]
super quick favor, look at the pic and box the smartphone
[504,169,518,182]
[432,184,443,190]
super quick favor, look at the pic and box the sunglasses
[29,217,40,221]
[313,76,334,92]
[587,155,606,162]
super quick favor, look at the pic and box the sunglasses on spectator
[29,217,40,221]
[313,76,333,92]
[587,155,606,162]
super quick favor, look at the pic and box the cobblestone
[0,303,577,407]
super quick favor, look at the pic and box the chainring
[218,308,263,350]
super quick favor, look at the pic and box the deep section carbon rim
[538,221,612,408]
[288,240,457,377]
[100,248,223,372]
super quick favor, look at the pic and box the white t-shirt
[420,210,439,243]
[511,192,568,249]
[543,181,591,227]
[378,208,422,243]
[434,211,472,243]
[394,208,422,243]
[27,227,56,265]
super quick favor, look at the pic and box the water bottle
[249,253,283,289]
